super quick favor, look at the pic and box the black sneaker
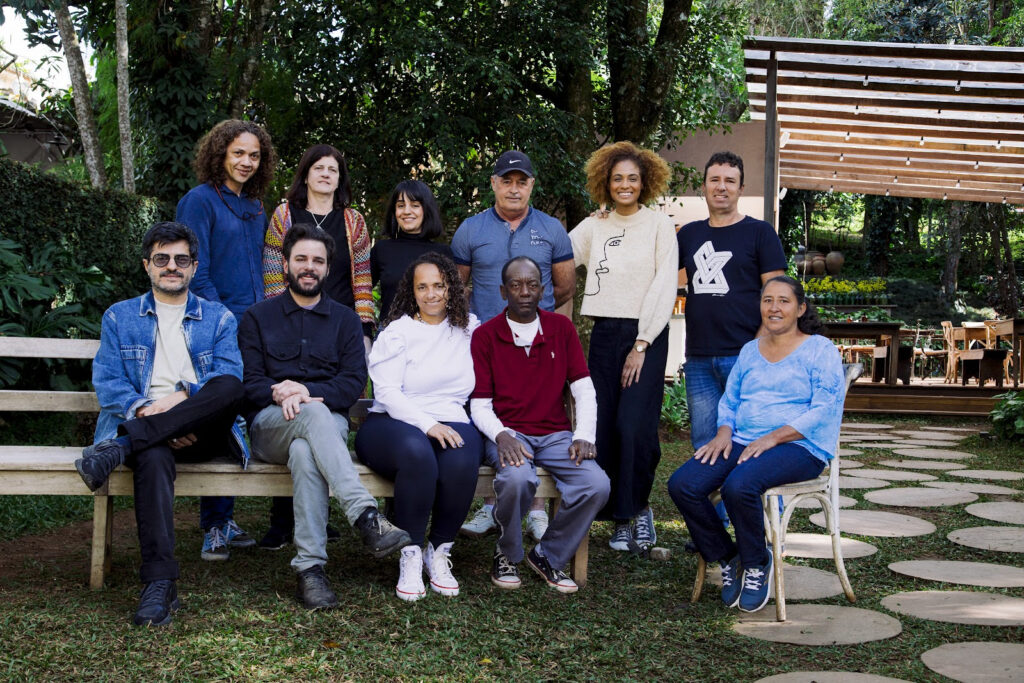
[132,579,179,627]
[258,526,292,550]
[355,507,412,559]
[326,524,341,543]
[295,565,338,610]
[75,439,129,492]
[491,548,522,590]
[527,546,578,594]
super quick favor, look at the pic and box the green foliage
[827,0,988,43]
[660,377,690,431]
[990,390,1024,441]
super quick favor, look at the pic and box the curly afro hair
[193,119,277,198]
[383,251,470,329]
[584,141,670,208]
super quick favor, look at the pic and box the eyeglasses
[149,253,195,268]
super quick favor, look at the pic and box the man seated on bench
[237,223,411,610]
[470,256,609,594]
[76,221,249,627]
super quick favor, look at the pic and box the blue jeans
[683,355,739,450]
[667,441,824,568]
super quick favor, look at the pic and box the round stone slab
[865,487,977,507]
[837,476,891,489]
[788,494,857,509]
[878,459,964,471]
[846,468,938,482]
[842,422,894,429]
[948,469,1024,482]
[881,590,1024,626]
[889,430,963,440]
[709,563,842,600]
[810,510,936,537]
[837,448,862,457]
[839,458,864,469]
[922,642,1024,682]
[965,501,1024,524]
[889,560,1024,588]
[783,533,878,559]
[892,448,975,460]
[758,674,912,683]
[948,526,1024,552]
[924,481,1021,495]
[734,604,902,645]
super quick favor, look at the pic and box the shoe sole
[369,532,413,559]
[396,588,427,601]
[74,458,102,492]
[738,566,774,613]
[490,575,521,590]
[527,557,578,594]
[132,598,180,627]
[428,579,459,597]
[721,589,741,609]
[200,551,230,561]
[609,540,631,551]
[458,526,497,539]
[227,539,257,548]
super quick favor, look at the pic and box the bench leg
[571,532,589,588]
[90,494,113,590]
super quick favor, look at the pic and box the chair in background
[690,363,863,622]
[940,321,960,383]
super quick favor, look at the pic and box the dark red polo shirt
[470,308,590,436]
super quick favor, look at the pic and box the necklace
[307,207,333,230]
[213,184,264,221]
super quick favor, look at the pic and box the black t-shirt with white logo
[677,216,787,357]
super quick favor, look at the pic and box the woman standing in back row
[569,141,677,553]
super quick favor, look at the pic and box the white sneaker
[460,505,497,537]
[396,545,426,602]
[424,542,460,597]
[525,510,549,542]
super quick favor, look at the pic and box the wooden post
[763,50,779,228]
[90,493,113,590]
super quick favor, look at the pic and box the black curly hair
[383,251,470,329]
[762,275,825,335]
[193,119,277,198]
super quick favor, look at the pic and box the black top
[370,233,454,322]
[237,289,367,425]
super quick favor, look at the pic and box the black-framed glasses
[149,253,195,268]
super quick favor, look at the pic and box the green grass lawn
[0,414,1021,681]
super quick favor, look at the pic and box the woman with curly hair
[569,140,677,553]
[175,118,277,560]
[355,252,482,602]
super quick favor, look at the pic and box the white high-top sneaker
[396,545,426,602]
[424,541,460,597]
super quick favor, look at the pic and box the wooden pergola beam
[783,143,1024,166]
[744,36,1024,62]
[781,160,1024,190]
[782,150,1024,176]
[754,105,1024,133]
[780,175,1024,204]
[745,57,1024,85]
[786,131,1022,155]
[767,119,1024,144]
[749,92,1024,115]
[782,166,1024,194]
[747,72,1024,100]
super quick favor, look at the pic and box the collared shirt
[237,289,367,424]
[470,308,589,436]
[451,207,573,323]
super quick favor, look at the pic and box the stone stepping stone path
[783,532,877,559]
[841,422,894,429]
[881,590,1024,626]
[888,560,1024,587]
[878,459,964,471]
[865,487,976,507]
[839,434,900,441]
[757,673,911,683]
[845,443,913,450]
[839,459,864,468]
[837,476,891,489]
[708,563,842,600]
[948,526,1024,552]
[948,469,1024,482]
[845,468,937,482]
[965,501,1024,524]
[895,439,970,447]
[889,430,963,440]
[924,481,1021,495]
[810,510,936,537]
[734,604,902,645]
[921,642,1024,683]
[921,425,980,432]
[787,494,857,509]
[892,448,975,460]
[836,448,862,457]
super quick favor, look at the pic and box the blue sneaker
[719,556,742,608]
[738,553,773,613]
[222,519,256,548]
[201,526,229,561]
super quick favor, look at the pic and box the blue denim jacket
[92,291,249,467]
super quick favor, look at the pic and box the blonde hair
[584,141,670,207]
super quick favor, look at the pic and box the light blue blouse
[717,334,845,462]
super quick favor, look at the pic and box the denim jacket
[92,291,249,467]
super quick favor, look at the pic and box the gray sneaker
[355,507,412,558]
[633,508,656,548]
[609,522,633,551]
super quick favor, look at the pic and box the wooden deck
[845,376,1004,416]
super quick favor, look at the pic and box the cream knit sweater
[570,205,678,343]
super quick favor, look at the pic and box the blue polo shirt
[451,207,573,323]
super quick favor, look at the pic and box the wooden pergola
[744,37,1024,224]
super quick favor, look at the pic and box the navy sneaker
[222,520,256,548]
[132,579,179,627]
[719,555,742,608]
[75,439,129,492]
[738,553,774,613]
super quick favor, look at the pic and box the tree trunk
[226,0,271,119]
[54,0,106,188]
[115,0,134,193]
[555,0,597,230]
[941,202,964,304]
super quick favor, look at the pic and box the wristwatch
[634,342,648,353]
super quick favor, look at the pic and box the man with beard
[76,222,248,627]
[237,223,411,609]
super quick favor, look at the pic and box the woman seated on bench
[667,275,844,613]
[355,252,482,602]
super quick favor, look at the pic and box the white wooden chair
[690,363,862,621]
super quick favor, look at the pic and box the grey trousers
[485,430,610,570]
[250,402,377,572]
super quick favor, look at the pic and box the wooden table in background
[823,321,902,387]
[985,318,1024,387]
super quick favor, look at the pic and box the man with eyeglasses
[76,222,249,627]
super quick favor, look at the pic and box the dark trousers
[355,413,481,547]
[589,317,669,521]
[119,375,245,583]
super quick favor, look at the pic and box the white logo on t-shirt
[692,240,732,294]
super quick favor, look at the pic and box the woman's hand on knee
[694,432,732,465]
[737,435,776,463]
[427,423,465,449]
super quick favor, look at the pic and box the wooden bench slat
[0,390,100,412]
[0,337,99,359]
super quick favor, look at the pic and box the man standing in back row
[452,150,576,540]
[677,151,787,454]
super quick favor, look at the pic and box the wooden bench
[0,337,589,590]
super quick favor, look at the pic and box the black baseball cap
[493,150,535,178]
